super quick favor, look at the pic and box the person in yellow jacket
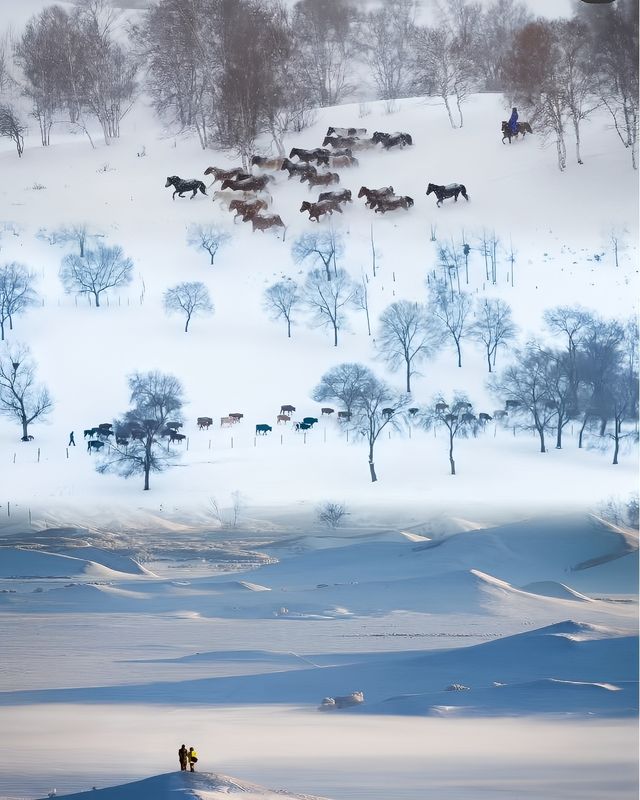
[187,746,198,772]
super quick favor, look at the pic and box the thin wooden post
[37,447,41,463]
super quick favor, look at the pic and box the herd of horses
[165,119,532,228]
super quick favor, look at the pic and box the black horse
[501,121,533,143]
[165,176,207,199]
[426,182,469,207]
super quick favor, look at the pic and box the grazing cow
[256,424,272,435]
[505,400,520,410]
[87,439,104,453]
[305,172,340,189]
[251,155,285,170]
[381,408,394,418]
[277,414,290,424]
[461,413,476,423]
[289,147,330,165]
[435,402,449,413]
[115,436,129,446]
[83,428,98,438]
[220,417,235,427]
[295,422,312,431]
[328,155,358,169]
[321,407,334,415]
[165,176,207,199]
[169,431,186,443]
[221,175,273,193]
[302,417,318,426]
[408,407,419,416]
[337,411,352,420]
[374,195,414,213]
[358,185,394,208]
[318,189,352,205]
[197,417,213,430]
[494,410,508,420]
[322,135,357,148]
[204,166,250,185]
[478,413,492,423]
[251,213,285,233]
[327,126,367,138]
[300,199,343,221]
[280,405,295,414]
[229,197,268,222]
[229,413,244,422]
[281,158,315,179]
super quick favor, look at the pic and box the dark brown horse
[357,185,394,208]
[501,121,533,143]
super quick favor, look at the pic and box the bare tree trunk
[556,133,566,171]
[449,431,455,475]
[537,423,546,453]
[455,338,462,368]
[443,93,456,128]
[573,117,583,165]
[94,292,100,308]
[578,412,589,449]
[406,360,411,393]
[612,419,620,465]
[287,317,291,338]
[486,347,492,373]
[368,442,377,482]
[333,323,338,347]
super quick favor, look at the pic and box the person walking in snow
[508,107,519,135]
[178,744,188,771]
[187,746,198,772]
[68,431,75,447]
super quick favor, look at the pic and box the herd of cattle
[166,125,423,231]
[82,401,516,452]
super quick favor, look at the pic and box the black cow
[295,422,312,431]
[302,417,318,426]
[280,405,295,414]
[87,439,104,453]
[256,424,272,435]
[169,431,186,443]
[479,413,492,423]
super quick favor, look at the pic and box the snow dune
[0,547,153,579]
[41,771,329,800]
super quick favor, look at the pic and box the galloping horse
[501,121,533,143]
[426,182,469,207]
[165,176,207,199]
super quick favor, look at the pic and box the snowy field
[0,18,638,800]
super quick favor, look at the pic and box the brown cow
[277,414,290,423]
[197,417,213,430]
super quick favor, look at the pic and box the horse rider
[508,107,519,135]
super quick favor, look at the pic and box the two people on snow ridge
[178,744,198,772]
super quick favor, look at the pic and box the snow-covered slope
[0,92,636,526]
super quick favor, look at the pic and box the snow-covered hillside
[0,93,637,527]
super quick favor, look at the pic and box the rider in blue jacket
[508,107,519,135]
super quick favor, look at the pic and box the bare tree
[74,0,137,143]
[342,369,408,482]
[316,501,349,528]
[470,298,517,373]
[472,0,532,91]
[264,279,301,338]
[376,300,439,392]
[427,277,472,368]
[0,342,53,440]
[96,371,184,491]
[292,231,343,282]
[0,105,26,157]
[360,0,416,108]
[60,244,133,307]
[164,281,213,332]
[187,224,230,266]
[537,347,576,450]
[0,263,39,341]
[291,0,358,107]
[421,393,480,475]
[303,268,359,347]
[580,0,638,170]
[575,316,625,448]
[312,362,375,416]
[490,344,557,453]
[354,277,371,336]
[54,224,98,257]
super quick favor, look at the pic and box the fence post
[231,436,234,449]
[7,502,10,517]
[254,437,256,447]
[66,447,69,459]
[186,437,189,451]
[13,453,16,464]
[280,434,283,445]
[28,508,32,526]
[208,439,211,450]
[37,448,41,463]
